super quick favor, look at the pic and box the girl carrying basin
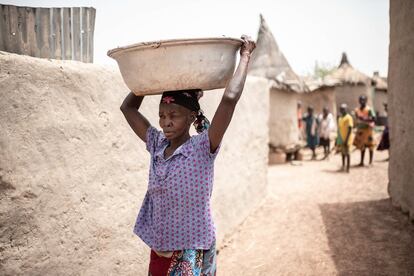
[120,35,255,275]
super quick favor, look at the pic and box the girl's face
[359,97,367,107]
[159,103,195,140]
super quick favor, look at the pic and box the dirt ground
[219,150,414,275]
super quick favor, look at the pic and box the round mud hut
[325,53,372,113]
[248,15,307,163]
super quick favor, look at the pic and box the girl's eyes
[159,114,176,119]
[159,114,177,118]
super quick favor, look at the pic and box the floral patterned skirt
[353,127,375,150]
[148,242,216,276]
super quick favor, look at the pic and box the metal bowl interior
[107,37,243,95]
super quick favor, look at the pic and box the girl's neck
[168,132,191,149]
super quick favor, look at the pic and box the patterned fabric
[134,126,219,251]
[200,242,216,276]
[167,249,203,275]
[355,106,375,129]
[354,127,375,150]
[161,90,201,112]
[148,242,217,276]
[353,106,376,150]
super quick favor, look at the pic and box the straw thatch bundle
[249,15,307,93]
[325,53,370,85]
[302,76,340,92]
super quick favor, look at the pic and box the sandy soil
[219,150,414,275]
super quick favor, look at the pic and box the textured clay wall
[269,88,299,148]
[200,76,270,243]
[388,0,414,221]
[298,88,337,118]
[334,84,372,113]
[0,52,269,275]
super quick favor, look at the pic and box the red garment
[149,250,172,276]
[297,108,303,129]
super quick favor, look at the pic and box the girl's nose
[164,119,173,127]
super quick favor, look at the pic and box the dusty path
[219,151,414,275]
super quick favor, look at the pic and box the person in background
[337,104,353,173]
[297,101,304,140]
[377,102,390,160]
[353,95,376,166]
[303,106,319,160]
[318,107,336,159]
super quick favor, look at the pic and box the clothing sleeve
[347,116,354,128]
[146,126,163,155]
[193,130,220,160]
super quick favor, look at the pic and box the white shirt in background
[319,113,336,139]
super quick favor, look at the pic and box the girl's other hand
[240,35,256,57]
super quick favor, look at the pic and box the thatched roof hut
[299,77,338,119]
[249,14,307,93]
[249,15,304,161]
[325,53,371,85]
[324,53,373,113]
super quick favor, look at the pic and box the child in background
[353,95,376,166]
[318,107,336,159]
[120,35,255,275]
[337,104,354,173]
[303,106,319,160]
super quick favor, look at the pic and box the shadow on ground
[320,198,414,275]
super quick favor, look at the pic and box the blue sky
[2,0,389,76]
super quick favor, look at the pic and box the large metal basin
[107,37,243,95]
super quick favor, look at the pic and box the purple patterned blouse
[133,126,219,251]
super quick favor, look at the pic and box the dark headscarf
[161,90,201,112]
[160,89,210,133]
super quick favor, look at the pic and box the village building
[302,55,388,124]
[372,71,388,121]
[300,77,338,119]
[325,53,373,114]
[248,15,307,163]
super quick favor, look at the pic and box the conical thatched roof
[324,53,370,85]
[249,15,307,92]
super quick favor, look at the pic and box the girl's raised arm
[120,93,151,142]
[208,35,256,152]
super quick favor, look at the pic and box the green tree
[313,61,335,79]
